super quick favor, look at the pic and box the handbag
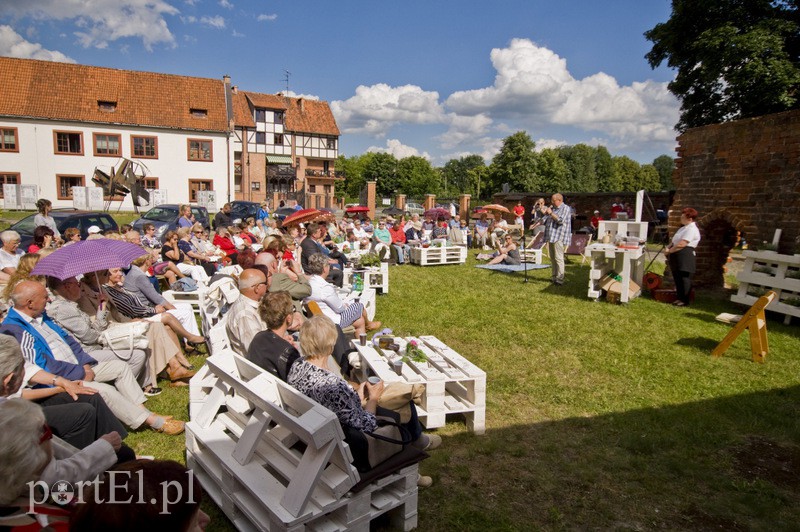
[377,383,425,423]
[100,322,149,360]
[364,415,413,468]
[170,277,198,292]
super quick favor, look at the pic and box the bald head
[238,268,268,301]
[254,252,276,268]
[10,281,48,318]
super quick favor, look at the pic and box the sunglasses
[40,423,53,444]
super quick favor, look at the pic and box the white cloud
[0,25,75,62]
[281,91,319,101]
[367,139,430,160]
[445,38,679,145]
[219,0,234,9]
[257,14,277,22]
[533,138,569,151]
[437,113,493,150]
[331,83,446,136]
[199,16,226,29]
[232,29,245,38]
[1,0,179,51]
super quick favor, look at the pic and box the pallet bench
[187,352,421,531]
[409,246,466,266]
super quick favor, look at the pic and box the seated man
[2,281,183,435]
[226,268,269,354]
[490,214,509,248]
[300,223,343,287]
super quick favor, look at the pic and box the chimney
[231,85,238,94]
[299,98,304,113]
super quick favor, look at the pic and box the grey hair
[0,399,49,505]
[0,230,20,244]
[306,253,329,275]
[0,334,23,390]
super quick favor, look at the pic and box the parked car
[229,201,260,224]
[7,209,119,250]
[131,204,210,243]
[404,202,424,216]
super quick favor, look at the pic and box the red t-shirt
[513,205,525,217]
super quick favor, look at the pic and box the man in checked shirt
[539,193,572,286]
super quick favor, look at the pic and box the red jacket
[213,234,237,256]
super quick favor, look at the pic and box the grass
[7,208,800,529]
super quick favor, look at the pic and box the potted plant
[403,339,428,365]
[356,252,381,269]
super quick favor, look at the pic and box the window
[190,108,208,119]
[57,175,85,200]
[251,181,261,191]
[274,134,283,145]
[93,133,121,156]
[1,128,18,152]
[326,138,336,149]
[309,184,316,193]
[0,173,19,198]
[97,100,117,113]
[255,132,266,144]
[274,112,284,125]
[54,131,83,155]
[187,139,213,161]
[255,109,266,122]
[143,177,159,190]
[188,179,213,202]
[132,136,158,158]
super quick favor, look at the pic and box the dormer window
[97,100,117,112]
[190,108,208,119]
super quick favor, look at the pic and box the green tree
[652,154,675,190]
[645,0,800,130]
[594,146,614,192]
[396,156,440,197]
[636,164,662,191]
[441,155,486,197]
[535,148,569,193]
[469,165,491,200]
[362,152,399,197]
[488,131,538,194]
[336,154,366,199]
[557,144,598,192]
[612,156,641,191]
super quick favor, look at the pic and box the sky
[0,0,680,166]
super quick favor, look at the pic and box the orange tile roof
[285,98,340,137]
[231,91,255,128]
[243,91,288,111]
[0,57,228,132]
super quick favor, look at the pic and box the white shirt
[672,222,701,248]
[0,248,23,271]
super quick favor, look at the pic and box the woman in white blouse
[665,207,701,307]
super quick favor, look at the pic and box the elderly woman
[488,234,521,265]
[28,225,55,254]
[666,207,702,307]
[33,198,61,241]
[0,230,24,282]
[63,227,82,246]
[176,227,216,277]
[212,226,238,263]
[288,316,436,480]
[161,230,209,283]
[102,268,206,352]
[2,253,44,301]
[474,213,490,249]
[304,253,380,336]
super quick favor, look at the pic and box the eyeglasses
[40,423,53,444]
[193,230,203,234]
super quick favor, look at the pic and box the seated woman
[372,220,392,260]
[212,226,238,263]
[431,219,449,243]
[176,227,216,277]
[489,234,521,265]
[304,253,380,337]
[0,230,24,284]
[247,291,301,382]
[161,230,209,283]
[69,459,210,532]
[288,316,437,482]
[62,227,82,246]
[140,222,161,249]
[2,253,44,302]
[102,267,207,354]
[28,225,55,254]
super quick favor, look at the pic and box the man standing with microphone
[539,193,572,286]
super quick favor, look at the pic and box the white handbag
[100,322,149,360]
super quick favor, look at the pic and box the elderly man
[0,230,23,283]
[301,223,343,287]
[226,268,269,354]
[1,281,183,434]
[539,193,573,285]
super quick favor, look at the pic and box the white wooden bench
[343,263,389,294]
[187,352,421,531]
[409,246,466,266]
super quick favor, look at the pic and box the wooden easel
[712,291,776,363]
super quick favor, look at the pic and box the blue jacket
[1,307,97,383]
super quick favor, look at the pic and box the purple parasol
[31,240,149,280]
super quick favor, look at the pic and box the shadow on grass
[675,336,721,352]
[419,386,800,530]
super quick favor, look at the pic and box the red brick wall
[673,110,800,287]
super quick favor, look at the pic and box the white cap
[87,225,102,234]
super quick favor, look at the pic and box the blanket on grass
[476,264,549,273]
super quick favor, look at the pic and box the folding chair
[566,233,592,265]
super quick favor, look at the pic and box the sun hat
[87,225,102,234]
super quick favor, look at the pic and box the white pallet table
[350,336,486,434]
[732,250,800,324]
[343,263,389,294]
[187,352,419,531]
[585,243,644,303]
[597,220,649,241]
[409,246,467,266]
[519,248,543,264]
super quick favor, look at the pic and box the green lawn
[6,209,800,530]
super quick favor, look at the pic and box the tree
[557,144,598,192]
[636,164,662,191]
[336,154,365,199]
[652,154,675,190]
[441,155,486,197]
[362,152,399,197]
[645,0,800,130]
[594,146,614,192]
[612,156,641,191]
[396,156,440,197]
[535,148,569,193]
[488,132,538,194]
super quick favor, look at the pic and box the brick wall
[673,110,800,287]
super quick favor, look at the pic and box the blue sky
[0,0,679,165]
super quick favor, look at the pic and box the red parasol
[345,205,370,214]
[482,204,511,214]
[423,207,451,220]
[282,208,327,227]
